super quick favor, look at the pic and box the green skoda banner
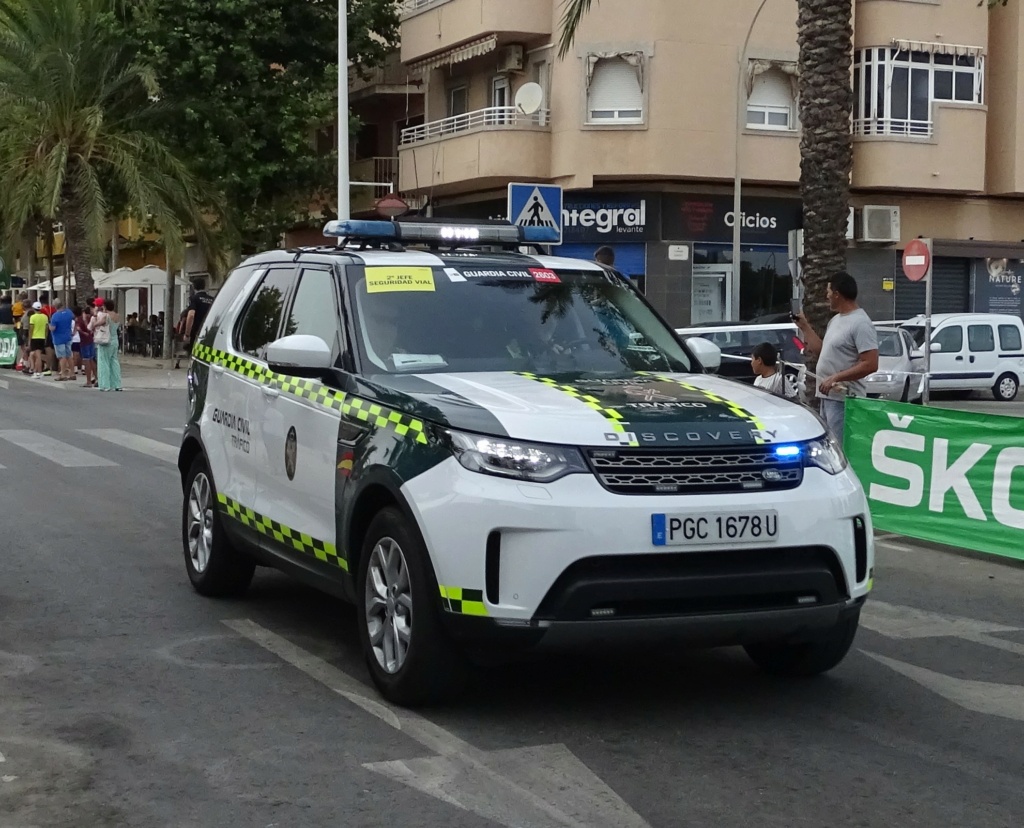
[0,330,17,367]
[846,398,1024,561]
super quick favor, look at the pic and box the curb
[875,531,1024,570]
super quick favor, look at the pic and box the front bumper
[401,457,873,644]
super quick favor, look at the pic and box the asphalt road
[1,373,1022,828]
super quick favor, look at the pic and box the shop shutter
[894,256,969,320]
[588,59,643,121]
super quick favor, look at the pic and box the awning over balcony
[408,35,498,74]
[890,39,984,58]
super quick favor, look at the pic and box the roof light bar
[323,220,559,246]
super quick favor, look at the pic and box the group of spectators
[1,291,122,390]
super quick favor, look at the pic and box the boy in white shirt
[751,342,787,397]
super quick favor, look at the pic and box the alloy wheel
[364,537,413,674]
[187,472,214,573]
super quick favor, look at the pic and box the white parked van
[902,313,1024,401]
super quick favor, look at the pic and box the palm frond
[557,0,597,59]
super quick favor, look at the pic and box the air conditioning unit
[859,205,901,244]
[497,45,525,73]
[847,207,855,241]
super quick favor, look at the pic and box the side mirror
[930,342,943,353]
[266,334,332,376]
[686,337,722,374]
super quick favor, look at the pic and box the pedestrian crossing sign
[507,183,563,245]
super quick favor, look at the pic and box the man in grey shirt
[795,272,879,441]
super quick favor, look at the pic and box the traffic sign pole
[902,238,934,405]
[923,238,934,406]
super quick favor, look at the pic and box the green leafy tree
[0,0,220,299]
[127,0,400,255]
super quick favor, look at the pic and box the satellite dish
[514,82,544,116]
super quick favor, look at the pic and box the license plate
[651,511,779,547]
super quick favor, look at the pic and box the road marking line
[224,619,651,828]
[0,430,117,468]
[0,378,8,390]
[163,427,182,433]
[877,539,914,553]
[78,429,178,465]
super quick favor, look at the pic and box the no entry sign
[903,239,932,282]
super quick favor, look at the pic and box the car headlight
[447,431,588,483]
[866,373,893,383]
[804,435,848,475]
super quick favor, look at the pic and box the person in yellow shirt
[28,301,49,378]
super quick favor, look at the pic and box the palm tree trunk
[797,0,854,379]
[63,201,95,300]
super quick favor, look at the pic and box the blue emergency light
[323,220,559,246]
[774,445,801,459]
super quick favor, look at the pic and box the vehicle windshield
[348,265,694,376]
[877,330,902,357]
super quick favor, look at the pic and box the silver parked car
[865,326,923,402]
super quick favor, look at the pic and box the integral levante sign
[845,398,1024,561]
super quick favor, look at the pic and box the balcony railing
[400,107,551,146]
[399,0,452,16]
[853,118,933,138]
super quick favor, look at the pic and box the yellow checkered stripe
[517,372,639,447]
[645,373,768,444]
[439,586,488,617]
[217,493,348,571]
[192,344,427,444]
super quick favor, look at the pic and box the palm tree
[0,0,219,300]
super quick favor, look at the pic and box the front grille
[586,447,804,495]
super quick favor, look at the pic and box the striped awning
[408,35,498,74]
[890,39,984,58]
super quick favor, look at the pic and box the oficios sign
[561,193,660,243]
[845,398,1024,561]
[663,194,802,246]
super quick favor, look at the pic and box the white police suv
[178,219,873,705]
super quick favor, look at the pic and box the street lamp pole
[731,0,768,320]
[337,0,350,240]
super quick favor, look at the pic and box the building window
[746,69,796,131]
[448,84,469,118]
[853,47,984,137]
[587,57,644,125]
[488,75,511,125]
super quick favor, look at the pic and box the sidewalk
[4,352,187,391]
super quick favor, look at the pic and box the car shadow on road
[237,571,868,726]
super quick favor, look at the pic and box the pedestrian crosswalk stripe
[78,429,179,465]
[163,427,181,434]
[0,429,118,468]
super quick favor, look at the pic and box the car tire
[182,456,255,597]
[993,373,1019,402]
[356,507,467,706]
[744,610,860,678]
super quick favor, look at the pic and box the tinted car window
[933,325,963,353]
[877,331,902,357]
[999,324,1022,352]
[968,324,995,353]
[237,268,295,360]
[286,268,342,357]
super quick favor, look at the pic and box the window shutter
[749,70,793,109]
[588,59,643,121]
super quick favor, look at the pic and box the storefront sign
[0,330,17,367]
[561,193,660,243]
[975,258,1023,317]
[845,398,1024,562]
[663,195,802,246]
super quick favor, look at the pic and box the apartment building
[387,0,1024,327]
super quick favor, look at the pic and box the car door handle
[955,356,964,361]
[212,364,225,374]
[261,386,280,399]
